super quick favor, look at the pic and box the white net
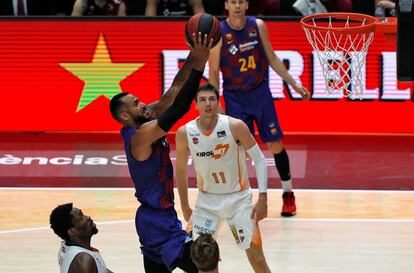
[302,14,375,99]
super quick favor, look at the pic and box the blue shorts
[223,81,283,142]
[135,205,189,271]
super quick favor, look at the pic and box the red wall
[0,19,412,133]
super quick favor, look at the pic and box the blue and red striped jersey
[220,16,269,92]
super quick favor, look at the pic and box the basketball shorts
[135,205,190,271]
[192,188,262,250]
[223,81,284,142]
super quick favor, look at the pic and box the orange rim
[300,12,377,35]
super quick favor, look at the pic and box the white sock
[281,179,292,192]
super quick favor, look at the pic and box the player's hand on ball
[188,32,213,62]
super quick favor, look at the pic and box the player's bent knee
[266,141,283,153]
[251,235,262,248]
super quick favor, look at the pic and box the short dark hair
[190,233,220,272]
[109,92,129,122]
[195,83,219,102]
[50,203,74,241]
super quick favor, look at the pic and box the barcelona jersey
[220,16,269,92]
[121,127,174,209]
[121,127,188,270]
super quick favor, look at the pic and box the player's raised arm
[148,49,206,118]
[175,126,193,222]
[131,33,212,160]
[229,117,268,222]
[151,15,220,117]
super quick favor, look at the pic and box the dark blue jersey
[121,127,174,209]
[220,16,269,92]
[121,127,188,269]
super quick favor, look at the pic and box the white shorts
[192,188,260,250]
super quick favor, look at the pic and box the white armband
[246,143,268,193]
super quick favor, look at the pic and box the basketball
[185,13,222,48]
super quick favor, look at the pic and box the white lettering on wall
[381,52,411,100]
[161,50,411,101]
[111,155,127,165]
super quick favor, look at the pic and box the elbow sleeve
[247,143,268,193]
[158,69,203,132]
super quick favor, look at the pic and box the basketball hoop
[301,13,393,99]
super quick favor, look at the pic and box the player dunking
[109,33,212,273]
[208,0,310,217]
[176,83,271,273]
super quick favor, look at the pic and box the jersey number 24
[239,55,256,72]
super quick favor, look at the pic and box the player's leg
[245,224,271,273]
[192,191,223,239]
[143,255,171,273]
[172,240,199,273]
[255,85,296,217]
[267,140,296,216]
[227,189,271,273]
[136,206,194,272]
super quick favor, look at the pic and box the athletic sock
[273,148,292,192]
[281,179,292,192]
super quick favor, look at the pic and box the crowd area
[1,0,396,17]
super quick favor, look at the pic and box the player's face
[120,94,150,125]
[196,90,219,117]
[70,208,98,237]
[225,0,248,18]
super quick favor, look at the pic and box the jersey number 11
[212,172,227,183]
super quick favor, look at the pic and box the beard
[134,115,151,125]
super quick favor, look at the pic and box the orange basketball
[185,13,222,48]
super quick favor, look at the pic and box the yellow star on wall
[60,33,144,112]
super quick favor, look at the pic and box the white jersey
[58,241,108,273]
[186,114,250,194]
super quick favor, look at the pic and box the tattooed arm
[149,50,206,118]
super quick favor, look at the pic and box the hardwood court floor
[1,188,414,273]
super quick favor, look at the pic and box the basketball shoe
[281,191,296,217]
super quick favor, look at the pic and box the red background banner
[0,19,412,133]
